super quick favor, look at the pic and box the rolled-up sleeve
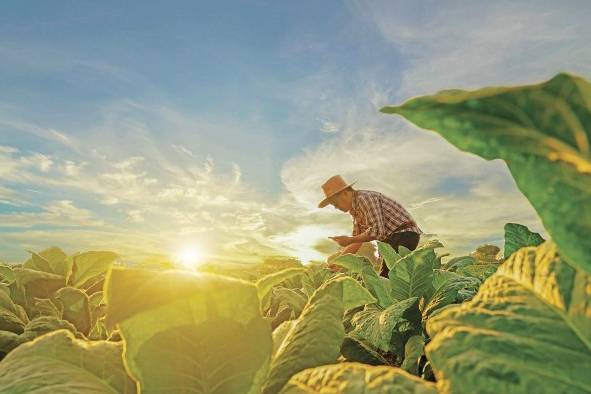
[358,195,388,240]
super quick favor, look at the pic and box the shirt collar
[350,190,358,215]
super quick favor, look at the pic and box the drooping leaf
[273,287,307,318]
[0,330,136,393]
[0,331,24,355]
[0,309,26,334]
[300,263,334,297]
[272,320,296,357]
[22,316,80,341]
[423,271,481,320]
[105,267,272,394]
[456,262,500,282]
[442,255,477,272]
[256,267,305,301]
[504,222,545,258]
[33,298,61,318]
[382,73,591,273]
[377,241,402,270]
[340,336,388,366]
[349,297,421,354]
[426,241,591,394]
[401,335,425,375]
[68,251,118,288]
[88,291,106,330]
[0,265,15,286]
[13,268,65,300]
[280,362,437,394]
[54,287,91,335]
[334,253,393,307]
[263,276,375,394]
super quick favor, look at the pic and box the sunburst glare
[174,246,204,270]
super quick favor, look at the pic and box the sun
[174,246,204,270]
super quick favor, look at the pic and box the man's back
[352,189,422,240]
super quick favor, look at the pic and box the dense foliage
[0,73,588,393]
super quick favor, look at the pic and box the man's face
[330,192,349,212]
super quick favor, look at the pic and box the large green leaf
[23,247,70,277]
[68,251,118,288]
[33,298,61,318]
[105,267,272,394]
[13,268,65,300]
[426,241,591,393]
[349,297,421,354]
[389,247,438,302]
[423,271,481,320]
[0,291,27,334]
[334,254,393,308]
[442,256,476,272]
[455,262,499,282]
[22,316,80,341]
[273,287,307,317]
[54,287,91,335]
[263,276,376,394]
[0,265,15,286]
[382,73,591,273]
[300,263,334,297]
[279,362,437,394]
[504,222,545,258]
[0,330,136,393]
[377,241,402,270]
[256,267,305,301]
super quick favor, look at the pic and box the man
[318,175,422,278]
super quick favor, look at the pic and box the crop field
[0,73,588,393]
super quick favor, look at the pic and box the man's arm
[329,228,376,247]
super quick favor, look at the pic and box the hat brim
[318,181,356,208]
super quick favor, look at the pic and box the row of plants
[0,72,588,393]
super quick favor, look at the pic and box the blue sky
[1,1,590,264]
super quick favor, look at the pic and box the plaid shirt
[351,190,422,241]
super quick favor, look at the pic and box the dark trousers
[379,231,420,278]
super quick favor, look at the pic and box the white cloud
[0,200,102,228]
[0,118,75,148]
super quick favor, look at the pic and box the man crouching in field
[319,175,422,278]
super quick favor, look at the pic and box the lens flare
[174,247,203,270]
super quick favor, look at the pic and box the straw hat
[318,175,356,208]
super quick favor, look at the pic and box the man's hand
[329,235,353,247]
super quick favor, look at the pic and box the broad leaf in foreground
[382,73,591,273]
[263,276,376,394]
[105,267,272,394]
[426,241,591,394]
[504,222,545,258]
[279,362,436,394]
[0,330,136,393]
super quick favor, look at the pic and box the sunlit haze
[174,247,205,271]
